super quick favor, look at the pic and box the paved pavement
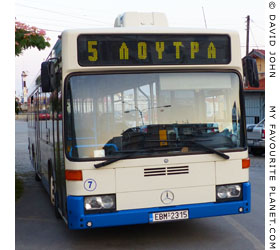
[15,120,265,250]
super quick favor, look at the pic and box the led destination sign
[77,34,231,66]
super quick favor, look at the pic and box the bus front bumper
[67,182,251,230]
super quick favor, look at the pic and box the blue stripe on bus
[66,182,251,230]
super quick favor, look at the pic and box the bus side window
[58,91,63,142]
[39,90,46,140]
[30,96,33,128]
[46,92,52,143]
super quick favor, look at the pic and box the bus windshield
[65,72,244,160]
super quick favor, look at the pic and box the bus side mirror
[41,61,56,92]
[244,57,259,88]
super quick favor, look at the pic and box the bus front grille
[144,166,189,177]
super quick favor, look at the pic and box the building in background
[243,49,265,125]
[21,71,29,112]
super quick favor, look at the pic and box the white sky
[14,0,265,96]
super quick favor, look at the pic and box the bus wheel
[32,145,40,182]
[28,139,31,160]
[35,172,41,182]
[49,171,61,219]
[50,174,56,206]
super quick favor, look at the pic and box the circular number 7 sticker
[84,179,97,191]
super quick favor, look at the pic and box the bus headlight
[217,185,228,199]
[84,194,116,211]
[216,184,242,201]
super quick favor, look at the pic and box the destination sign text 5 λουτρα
[77,34,231,66]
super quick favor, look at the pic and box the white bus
[28,12,259,229]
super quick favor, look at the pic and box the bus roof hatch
[114,12,168,27]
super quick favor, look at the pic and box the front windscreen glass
[65,72,244,160]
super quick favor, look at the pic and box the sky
[14,0,265,96]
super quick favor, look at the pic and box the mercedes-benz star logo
[160,190,174,204]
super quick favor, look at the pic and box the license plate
[150,210,189,223]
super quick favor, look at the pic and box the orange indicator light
[242,158,250,169]
[65,170,83,181]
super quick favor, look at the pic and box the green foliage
[15,21,50,56]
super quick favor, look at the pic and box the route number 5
[88,41,98,62]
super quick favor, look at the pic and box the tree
[15,21,50,56]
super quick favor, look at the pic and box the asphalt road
[15,120,265,250]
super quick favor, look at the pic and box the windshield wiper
[145,139,230,160]
[181,140,230,160]
[95,139,229,168]
[94,148,171,168]
[94,153,134,168]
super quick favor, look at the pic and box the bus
[27,12,259,230]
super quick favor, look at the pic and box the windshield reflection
[65,72,244,160]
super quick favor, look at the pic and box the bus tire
[28,138,31,160]
[31,144,35,164]
[35,172,41,182]
[49,165,61,219]
[31,144,41,182]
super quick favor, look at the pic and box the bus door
[34,91,42,175]
[52,90,67,218]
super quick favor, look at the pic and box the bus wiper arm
[94,148,165,168]
[145,139,230,160]
[94,154,133,168]
[95,140,229,168]
[181,140,230,160]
